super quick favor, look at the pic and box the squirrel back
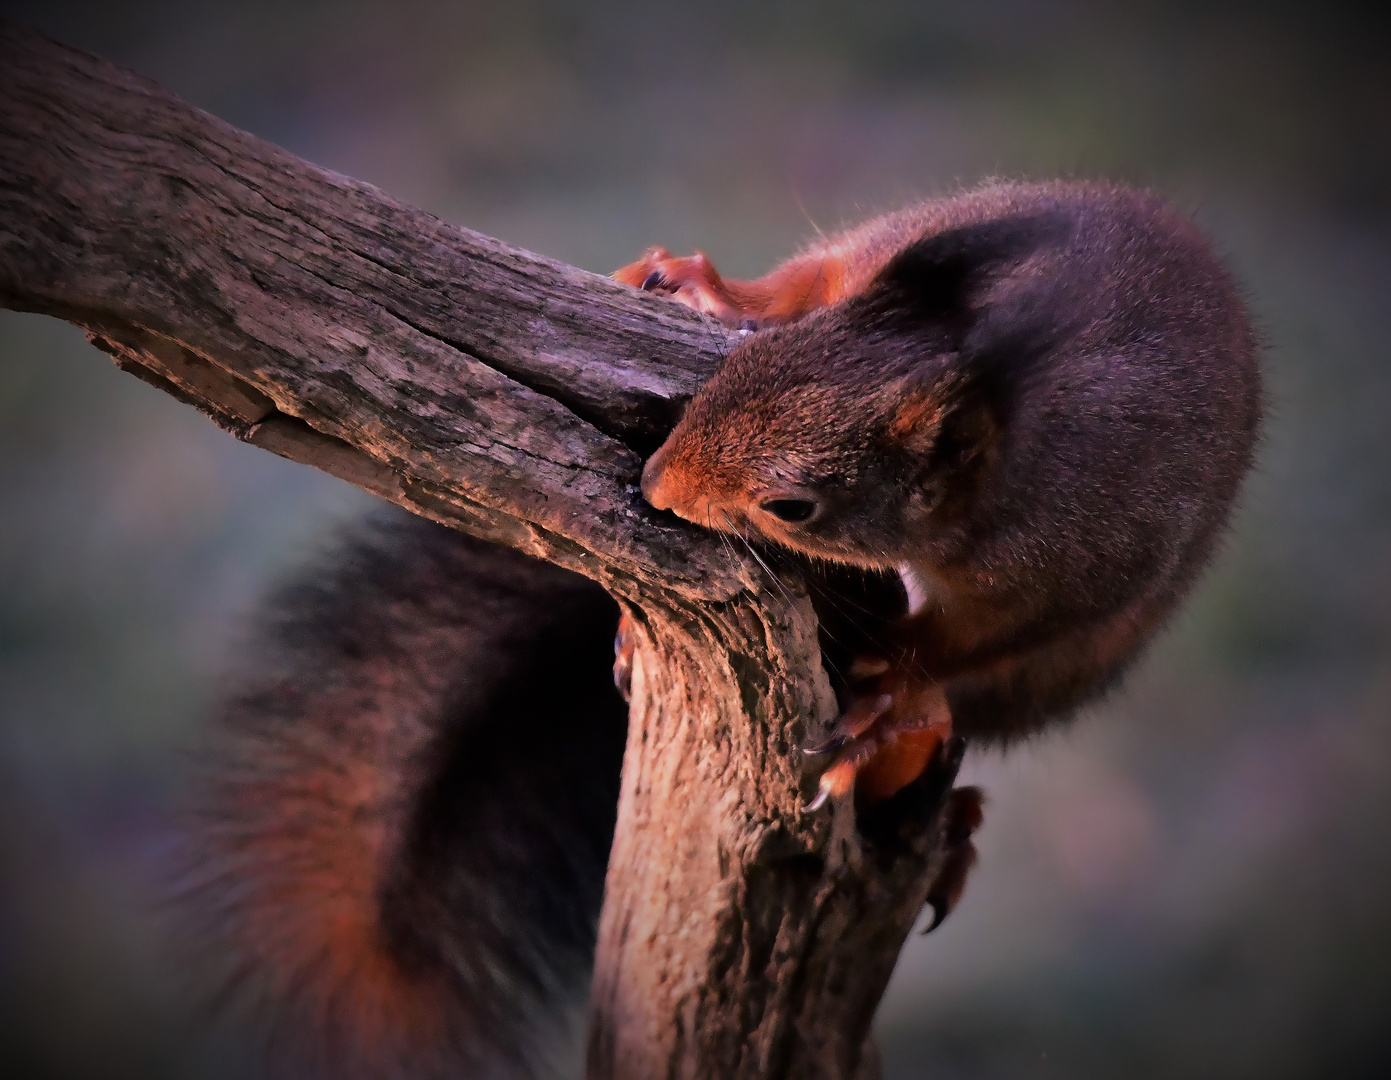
[177,510,627,1078]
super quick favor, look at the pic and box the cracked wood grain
[0,20,749,599]
[0,21,964,1080]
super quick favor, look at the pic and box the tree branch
[0,21,963,1080]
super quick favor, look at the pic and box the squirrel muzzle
[640,441,676,512]
[641,440,739,531]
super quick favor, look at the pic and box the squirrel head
[641,302,1002,569]
[640,210,1074,566]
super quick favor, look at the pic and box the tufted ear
[860,209,1075,341]
[867,207,1078,471]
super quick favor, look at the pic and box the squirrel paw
[613,247,750,326]
[613,613,637,702]
[922,785,985,932]
[802,659,952,812]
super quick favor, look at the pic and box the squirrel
[619,180,1260,810]
[182,180,1259,1078]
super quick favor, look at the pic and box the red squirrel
[184,181,1258,1078]
[618,179,1260,843]
[180,517,628,1079]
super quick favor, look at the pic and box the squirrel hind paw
[922,786,985,933]
[801,786,833,813]
[803,667,951,809]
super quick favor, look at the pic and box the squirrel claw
[801,690,893,758]
[801,732,847,756]
[922,897,949,934]
[809,677,952,807]
[919,786,985,933]
[802,785,833,813]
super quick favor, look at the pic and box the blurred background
[1,2,1389,1077]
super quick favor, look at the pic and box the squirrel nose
[641,442,675,511]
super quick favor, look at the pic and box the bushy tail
[176,510,628,1078]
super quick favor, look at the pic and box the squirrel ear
[889,376,1003,495]
[933,387,1002,476]
[862,209,1074,330]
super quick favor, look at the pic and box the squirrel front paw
[802,656,952,811]
[613,247,752,327]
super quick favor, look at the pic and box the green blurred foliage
[1,2,1388,1077]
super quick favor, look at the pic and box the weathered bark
[0,21,962,1080]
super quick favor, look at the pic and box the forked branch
[0,22,961,1080]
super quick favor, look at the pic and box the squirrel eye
[759,497,819,524]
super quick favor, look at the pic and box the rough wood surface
[0,21,962,1080]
